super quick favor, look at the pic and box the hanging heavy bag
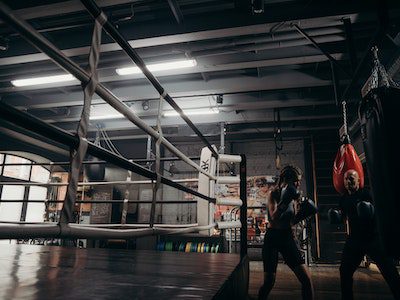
[85,126,105,182]
[333,142,364,195]
[359,86,400,258]
[85,155,105,181]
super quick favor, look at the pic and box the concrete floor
[249,261,395,299]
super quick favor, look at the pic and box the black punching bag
[85,155,105,181]
[85,126,105,181]
[359,86,400,258]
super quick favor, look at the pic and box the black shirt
[267,189,294,229]
[339,188,377,238]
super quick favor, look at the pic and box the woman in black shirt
[258,166,315,300]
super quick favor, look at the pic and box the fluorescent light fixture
[116,59,197,76]
[11,74,76,87]
[90,113,124,121]
[163,108,219,117]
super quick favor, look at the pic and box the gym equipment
[359,86,400,257]
[358,46,400,257]
[279,185,301,207]
[327,208,342,224]
[85,156,105,181]
[333,101,364,195]
[293,198,318,225]
[356,201,375,221]
[333,143,364,195]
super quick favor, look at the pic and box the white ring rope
[1,178,199,187]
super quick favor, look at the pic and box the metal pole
[330,61,340,107]
[220,122,225,154]
[80,0,218,158]
[146,135,152,160]
[342,18,358,74]
[292,23,352,78]
[311,137,321,259]
[0,2,215,180]
[239,154,247,259]
[0,102,216,203]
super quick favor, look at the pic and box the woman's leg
[259,231,279,300]
[258,272,276,300]
[281,234,314,300]
[292,264,314,300]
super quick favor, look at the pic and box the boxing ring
[0,1,249,299]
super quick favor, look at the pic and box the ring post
[239,154,247,259]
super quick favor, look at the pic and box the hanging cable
[99,127,123,156]
[273,108,283,170]
[99,129,116,153]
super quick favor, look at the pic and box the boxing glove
[293,198,318,225]
[327,208,342,224]
[277,184,300,212]
[356,201,374,221]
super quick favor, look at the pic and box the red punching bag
[333,142,364,194]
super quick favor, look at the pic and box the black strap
[60,14,104,224]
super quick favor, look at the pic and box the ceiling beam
[0,0,143,24]
[3,69,336,109]
[167,0,184,24]
[0,52,345,93]
[0,1,387,67]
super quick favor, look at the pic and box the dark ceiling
[0,0,399,159]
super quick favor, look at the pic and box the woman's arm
[268,190,280,220]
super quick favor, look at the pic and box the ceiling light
[163,108,219,117]
[90,113,124,121]
[11,74,76,87]
[0,36,8,51]
[116,59,197,76]
[252,0,264,14]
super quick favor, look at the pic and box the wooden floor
[0,244,396,299]
[249,261,395,299]
[0,244,241,300]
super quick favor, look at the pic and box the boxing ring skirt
[0,244,249,299]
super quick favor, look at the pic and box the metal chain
[342,100,348,138]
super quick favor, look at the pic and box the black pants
[259,228,311,300]
[340,236,400,300]
[262,228,304,273]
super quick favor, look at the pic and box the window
[3,155,31,180]
[0,153,50,223]
[0,185,25,222]
[26,186,47,222]
[0,153,4,175]
[31,165,50,183]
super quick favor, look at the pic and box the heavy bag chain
[371,46,393,89]
[341,100,349,143]
[273,108,283,169]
